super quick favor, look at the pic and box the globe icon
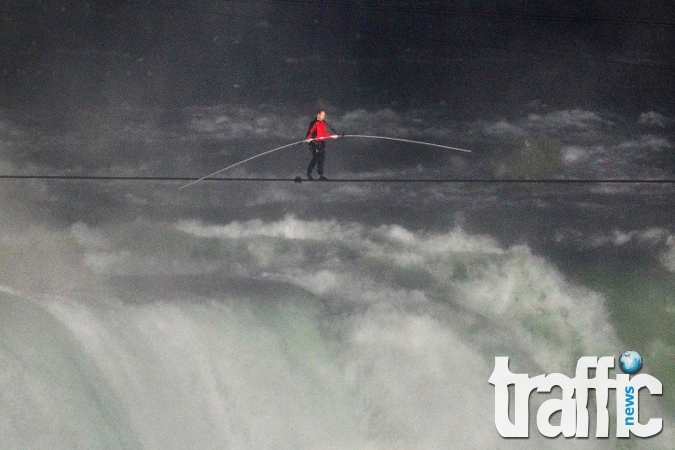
[619,351,642,374]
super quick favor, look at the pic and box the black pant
[307,141,326,176]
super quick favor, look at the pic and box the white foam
[662,235,675,273]
[1,217,672,448]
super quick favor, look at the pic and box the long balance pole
[178,140,306,190]
[178,135,472,189]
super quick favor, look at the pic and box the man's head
[316,110,326,121]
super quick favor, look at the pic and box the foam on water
[0,217,672,449]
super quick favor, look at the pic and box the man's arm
[305,120,318,141]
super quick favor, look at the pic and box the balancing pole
[179,135,472,189]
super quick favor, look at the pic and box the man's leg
[317,143,326,176]
[307,143,318,178]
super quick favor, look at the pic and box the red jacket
[305,119,333,140]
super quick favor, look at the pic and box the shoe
[319,175,328,181]
[307,174,314,180]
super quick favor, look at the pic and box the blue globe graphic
[619,351,642,374]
